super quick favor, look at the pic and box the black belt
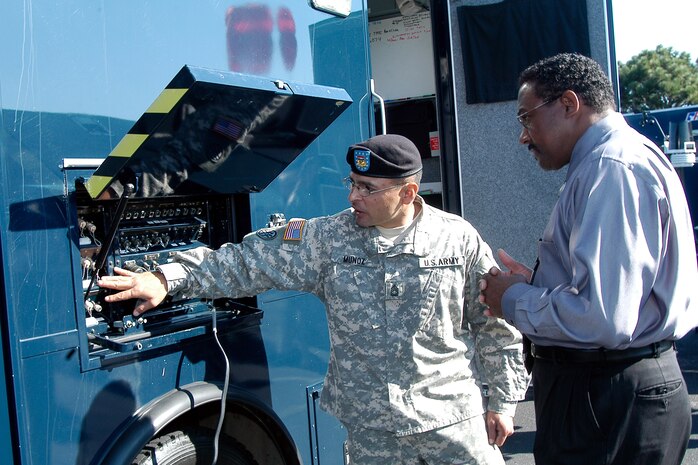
[530,340,675,364]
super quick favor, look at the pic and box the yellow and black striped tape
[85,87,188,199]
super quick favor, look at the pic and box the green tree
[618,45,698,112]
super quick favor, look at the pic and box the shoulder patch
[256,228,278,241]
[283,219,305,241]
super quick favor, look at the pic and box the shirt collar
[568,112,627,179]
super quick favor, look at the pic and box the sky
[612,0,698,63]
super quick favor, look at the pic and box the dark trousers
[532,348,691,465]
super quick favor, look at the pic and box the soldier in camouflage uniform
[99,134,529,465]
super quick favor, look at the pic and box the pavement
[499,329,698,464]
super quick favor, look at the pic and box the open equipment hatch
[85,65,352,199]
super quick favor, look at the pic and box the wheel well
[96,382,302,465]
[166,400,302,465]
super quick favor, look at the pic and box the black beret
[346,134,423,178]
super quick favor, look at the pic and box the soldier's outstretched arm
[98,267,169,315]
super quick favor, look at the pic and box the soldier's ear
[401,182,419,204]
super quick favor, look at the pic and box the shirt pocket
[410,265,459,340]
[417,267,445,331]
[325,254,384,335]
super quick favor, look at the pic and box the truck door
[365,0,455,212]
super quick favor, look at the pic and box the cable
[83,183,134,301]
[211,306,230,465]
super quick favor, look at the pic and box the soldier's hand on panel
[98,267,168,316]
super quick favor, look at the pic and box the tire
[133,427,259,465]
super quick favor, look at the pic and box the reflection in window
[225,4,298,74]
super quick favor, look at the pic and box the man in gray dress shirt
[479,53,698,465]
[99,134,529,465]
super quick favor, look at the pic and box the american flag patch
[212,117,243,140]
[283,219,305,241]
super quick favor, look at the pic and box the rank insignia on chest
[419,256,464,268]
[385,281,404,300]
[283,219,305,241]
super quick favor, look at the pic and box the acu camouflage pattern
[345,414,504,465]
[164,197,529,435]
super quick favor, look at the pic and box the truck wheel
[133,428,259,465]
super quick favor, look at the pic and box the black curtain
[458,0,591,104]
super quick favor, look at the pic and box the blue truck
[0,0,615,464]
[0,3,369,464]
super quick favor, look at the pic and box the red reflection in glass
[225,4,273,74]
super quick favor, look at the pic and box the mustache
[527,144,538,152]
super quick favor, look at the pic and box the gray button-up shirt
[503,112,698,349]
[160,197,528,435]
